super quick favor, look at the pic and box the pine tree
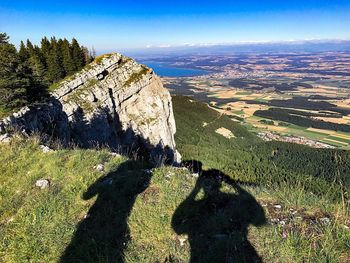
[71,38,85,70]
[61,39,75,75]
[26,39,35,55]
[18,41,30,62]
[40,37,51,59]
[28,47,47,83]
[0,34,90,110]
[46,37,64,82]
[0,39,29,110]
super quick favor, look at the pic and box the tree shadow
[172,160,267,263]
[59,160,152,263]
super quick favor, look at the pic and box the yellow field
[332,133,350,140]
[307,128,335,135]
[313,116,349,124]
[334,99,350,108]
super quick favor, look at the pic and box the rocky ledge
[0,53,181,165]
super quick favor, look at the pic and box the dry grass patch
[215,127,235,139]
[313,117,349,124]
[307,128,335,135]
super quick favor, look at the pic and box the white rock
[0,133,11,143]
[39,145,52,153]
[95,164,104,172]
[319,217,330,224]
[110,152,121,158]
[35,179,50,189]
[178,236,188,246]
[270,218,279,223]
[274,204,282,210]
[191,173,199,178]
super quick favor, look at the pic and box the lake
[142,61,209,77]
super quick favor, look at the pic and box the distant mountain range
[119,40,350,57]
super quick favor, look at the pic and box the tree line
[0,32,95,113]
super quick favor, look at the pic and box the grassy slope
[0,96,349,262]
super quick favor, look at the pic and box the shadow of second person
[172,161,266,263]
[60,160,152,263]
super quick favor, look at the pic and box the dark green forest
[254,107,350,132]
[0,32,94,116]
[173,95,350,201]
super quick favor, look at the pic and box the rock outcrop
[0,53,181,164]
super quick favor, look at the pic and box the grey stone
[319,217,330,224]
[279,220,286,226]
[40,145,52,153]
[0,133,11,143]
[35,179,50,189]
[110,152,121,158]
[95,164,104,172]
[274,204,282,210]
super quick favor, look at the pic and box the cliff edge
[0,53,181,164]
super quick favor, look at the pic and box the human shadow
[60,160,152,263]
[172,160,267,263]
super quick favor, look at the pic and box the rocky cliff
[0,53,181,164]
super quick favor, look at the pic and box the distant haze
[120,40,350,57]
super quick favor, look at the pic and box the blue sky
[1,0,350,52]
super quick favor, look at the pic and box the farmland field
[155,52,350,149]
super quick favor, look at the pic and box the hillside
[0,96,349,262]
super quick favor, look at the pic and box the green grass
[321,139,348,147]
[327,135,350,144]
[48,74,76,92]
[123,66,150,87]
[0,106,17,119]
[0,96,349,262]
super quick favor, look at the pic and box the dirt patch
[215,127,235,139]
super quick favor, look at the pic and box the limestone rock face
[0,53,181,164]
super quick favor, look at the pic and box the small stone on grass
[35,179,50,189]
